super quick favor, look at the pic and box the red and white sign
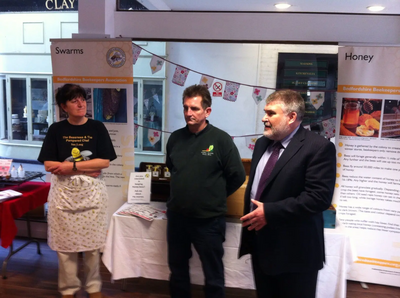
[212,82,223,97]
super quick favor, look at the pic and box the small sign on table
[0,159,12,177]
[127,172,151,204]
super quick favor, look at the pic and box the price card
[127,172,151,204]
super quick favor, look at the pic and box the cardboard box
[241,158,252,176]
[226,176,248,218]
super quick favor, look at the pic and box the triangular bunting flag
[134,124,139,142]
[148,129,161,146]
[144,98,149,110]
[245,136,259,151]
[172,66,190,86]
[153,94,160,104]
[310,91,325,110]
[199,75,214,89]
[252,87,267,104]
[132,44,142,65]
[150,55,164,74]
[223,81,240,102]
[322,117,336,138]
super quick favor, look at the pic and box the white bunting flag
[144,98,149,110]
[199,75,215,89]
[150,55,164,74]
[134,124,139,142]
[252,87,267,104]
[148,129,161,146]
[245,136,259,151]
[310,91,325,110]
[153,93,160,104]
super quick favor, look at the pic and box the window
[0,77,6,140]
[134,79,165,152]
[2,75,53,143]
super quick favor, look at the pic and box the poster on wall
[50,38,135,221]
[334,46,400,287]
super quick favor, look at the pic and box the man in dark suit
[239,90,336,298]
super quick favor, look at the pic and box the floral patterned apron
[47,174,108,252]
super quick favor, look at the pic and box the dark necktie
[254,141,283,203]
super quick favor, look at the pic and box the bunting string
[132,42,337,94]
[131,42,338,150]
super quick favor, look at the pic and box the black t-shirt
[38,119,117,163]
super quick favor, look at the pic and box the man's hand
[240,199,267,231]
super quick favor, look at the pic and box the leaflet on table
[0,189,22,202]
[127,172,151,204]
[117,203,166,221]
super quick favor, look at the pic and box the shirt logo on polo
[201,145,214,156]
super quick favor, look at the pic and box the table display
[0,182,50,278]
[0,171,45,186]
[102,202,357,298]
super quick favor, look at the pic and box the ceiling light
[274,3,291,9]
[367,5,385,12]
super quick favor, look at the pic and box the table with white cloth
[102,203,356,298]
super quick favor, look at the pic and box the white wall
[0,12,78,64]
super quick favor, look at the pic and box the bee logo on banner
[106,47,126,68]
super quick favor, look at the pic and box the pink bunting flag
[322,117,336,138]
[172,66,190,86]
[223,81,240,102]
[132,44,142,65]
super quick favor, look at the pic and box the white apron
[47,174,108,252]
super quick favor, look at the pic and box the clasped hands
[240,199,267,231]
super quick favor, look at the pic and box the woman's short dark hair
[182,85,212,109]
[55,84,87,108]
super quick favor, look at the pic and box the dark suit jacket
[239,125,336,275]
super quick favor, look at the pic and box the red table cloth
[0,182,50,248]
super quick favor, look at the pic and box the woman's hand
[47,161,74,175]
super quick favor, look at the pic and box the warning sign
[212,82,223,97]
